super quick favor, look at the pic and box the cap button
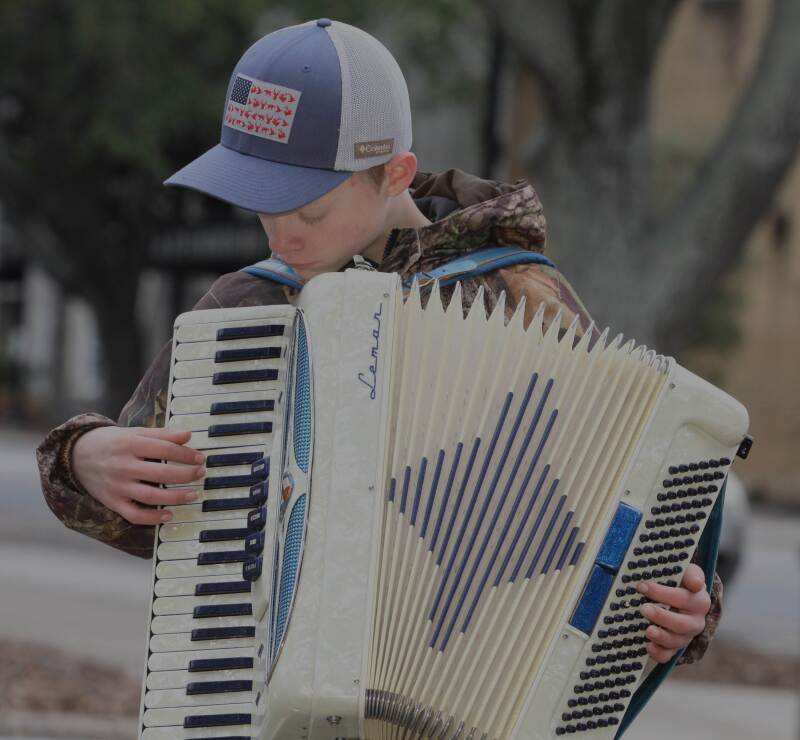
[316,18,332,27]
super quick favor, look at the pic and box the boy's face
[257,171,390,281]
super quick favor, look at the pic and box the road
[1,424,798,738]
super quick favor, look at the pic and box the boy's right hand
[71,426,206,525]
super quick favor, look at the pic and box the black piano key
[199,528,249,543]
[186,679,254,695]
[208,421,273,437]
[245,531,264,555]
[205,474,266,490]
[243,556,262,582]
[193,603,253,619]
[251,458,269,479]
[248,507,266,531]
[194,581,252,596]
[198,550,248,565]
[203,497,252,512]
[213,369,278,385]
[191,626,255,641]
[184,712,251,728]
[215,347,282,363]
[217,324,284,340]
[206,451,264,468]
[188,656,254,672]
[195,581,251,596]
[249,481,267,506]
[210,399,275,415]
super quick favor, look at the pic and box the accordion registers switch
[138,270,750,740]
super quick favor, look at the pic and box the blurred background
[0,0,798,737]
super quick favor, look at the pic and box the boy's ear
[384,152,418,196]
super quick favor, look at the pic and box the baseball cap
[163,18,412,214]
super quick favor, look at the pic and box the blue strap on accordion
[241,257,305,289]
[240,247,556,292]
[616,481,726,738]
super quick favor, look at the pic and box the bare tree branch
[644,0,800,347]
[490,0,586,129]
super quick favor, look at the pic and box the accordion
[138,270,750,740]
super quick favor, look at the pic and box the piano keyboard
[139,306,303,740]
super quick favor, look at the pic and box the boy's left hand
[636,563,711,663]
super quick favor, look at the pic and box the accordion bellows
[139,270,749,740]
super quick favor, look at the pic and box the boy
[36,18,717,668]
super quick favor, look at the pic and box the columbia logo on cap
[354,139,395,159]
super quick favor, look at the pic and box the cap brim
[163,143,352,214]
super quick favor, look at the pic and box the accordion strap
[616,482,725,737]
[241,246,556,292]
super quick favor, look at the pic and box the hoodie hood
[381,169,547,276]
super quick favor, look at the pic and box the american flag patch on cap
[224,74,302,143]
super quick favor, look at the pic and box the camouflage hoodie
[35,168,719,663]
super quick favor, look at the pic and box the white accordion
[139,270,750,740]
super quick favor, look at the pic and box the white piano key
[188,430,273,450]
[158,518,249,543]
[148,645,261,672]
[143,726,254,740]
[153,592,254,616]
[149,631,258,653]
[142,700,253,727]
[156,558,242,580]
[173,357,282,380]
[146,666,256,690]
[157,539,249,561]
[172,375,283,398]
[168,410,273,432]
[175,336,285,361]
[154,575,251,598]
[175,313,291,342]
[145,686,256,709]
[170,393,279,416]
[161,503,249,524]
[151,614,253,636]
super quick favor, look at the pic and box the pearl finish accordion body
[138,270,750,740]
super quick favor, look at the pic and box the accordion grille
[273,493,307,662]
[366,286,668,740]
[294,318,312,473]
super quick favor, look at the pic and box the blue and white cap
[164,18,412,214]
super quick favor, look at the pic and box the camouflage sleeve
[34,338,174,559]
[678,570,723,665]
